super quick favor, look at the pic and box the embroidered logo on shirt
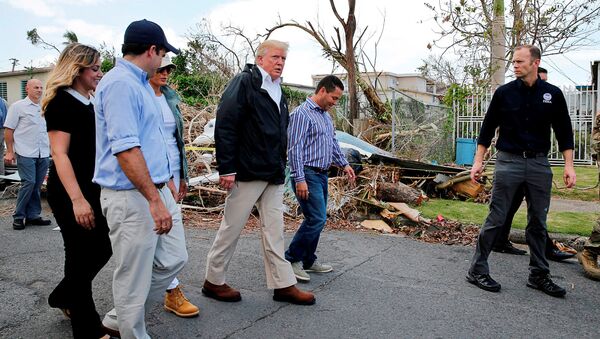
[543,93,552,104]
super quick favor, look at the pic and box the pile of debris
[177,103,488,246]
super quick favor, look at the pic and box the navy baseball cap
[124,19,180,54]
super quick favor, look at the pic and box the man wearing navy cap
[93,19,187,338]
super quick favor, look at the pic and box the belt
[505,150,547,159]
[305,166,329,174]
[154,182,167,189]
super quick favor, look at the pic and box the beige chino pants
[205,181,297,289]
[101,185,188,339]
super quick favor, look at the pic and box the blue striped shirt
[288,97,348,183]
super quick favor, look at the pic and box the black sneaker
[25,217,52,226]
[12,219,25,230]
[527,274,566,297]
[492,242,527,255]
[466,271,501,292]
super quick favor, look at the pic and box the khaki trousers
[205,181,296,289]
[101,186,188,339]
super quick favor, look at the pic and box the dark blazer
[215,63,289,184]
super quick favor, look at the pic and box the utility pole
[9,58,19,72]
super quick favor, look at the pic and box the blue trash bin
[456,138,477,166]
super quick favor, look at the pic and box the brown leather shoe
[273,285,315,305]
[202,280,241,302]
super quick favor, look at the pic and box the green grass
[550,166,599,201]
[418,199,598,236]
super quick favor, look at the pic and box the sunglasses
[158,66,174,74]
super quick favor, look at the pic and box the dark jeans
[494,187,555,252]
[470,151,552,277]
[13,154,49,221]
[285,167,328,268]
[48,208,112,338]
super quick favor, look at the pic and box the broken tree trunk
[376,182,425,205]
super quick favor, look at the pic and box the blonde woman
[42,43,115,339]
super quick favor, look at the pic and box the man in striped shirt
[286,75,356,282]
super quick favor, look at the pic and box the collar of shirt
[116,58,149,84]
[257,65,282,110]
[515,77,541,91]
[23,96,39,107]
[65,88,93,105]
[305,97,326,113]
[257,65,282,85]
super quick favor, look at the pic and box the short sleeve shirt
[45,89,99,203]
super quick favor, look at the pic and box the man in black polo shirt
[466,45,576,297]
[492,67,575,262]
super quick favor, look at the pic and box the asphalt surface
[1,215,599,339]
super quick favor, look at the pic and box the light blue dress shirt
[4,97,49,158]
[93,58,172,190]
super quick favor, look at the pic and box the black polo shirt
[477,78,574,154]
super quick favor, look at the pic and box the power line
[561,54,590,73]
[544,59,580,86]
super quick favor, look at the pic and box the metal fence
[454,86,597,165]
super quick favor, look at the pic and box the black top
[477,78,574,154]
[215,63,289,184]
[45,90,100,211]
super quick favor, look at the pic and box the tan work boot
[164,285,200,317]
[577,249,600,281]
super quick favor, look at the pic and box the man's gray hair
[255,40,289,61]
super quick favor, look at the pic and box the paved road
[1,218,599,339]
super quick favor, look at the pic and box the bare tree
[265,0,387,121]
[425,0,600,83]
[185,19,261,78]
[418,54,461,85]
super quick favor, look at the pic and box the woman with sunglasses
[42,43,115,339]
[149,56,199,317]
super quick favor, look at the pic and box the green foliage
[171,53,189,77]
[98,43,116,73]
[282,86,308,110]
[170,73,226,107]
[442,83,471,107]
[62,31,78,45]
[442,83,471,141]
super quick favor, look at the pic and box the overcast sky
[1,0,598,87]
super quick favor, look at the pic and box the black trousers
[470,151,552,277]
[494,187,555,252]
[48,203,112,339]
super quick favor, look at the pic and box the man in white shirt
[4,79,51,230]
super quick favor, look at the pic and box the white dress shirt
[257,66,282,111]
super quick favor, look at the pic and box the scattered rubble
[177,102,487,246]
